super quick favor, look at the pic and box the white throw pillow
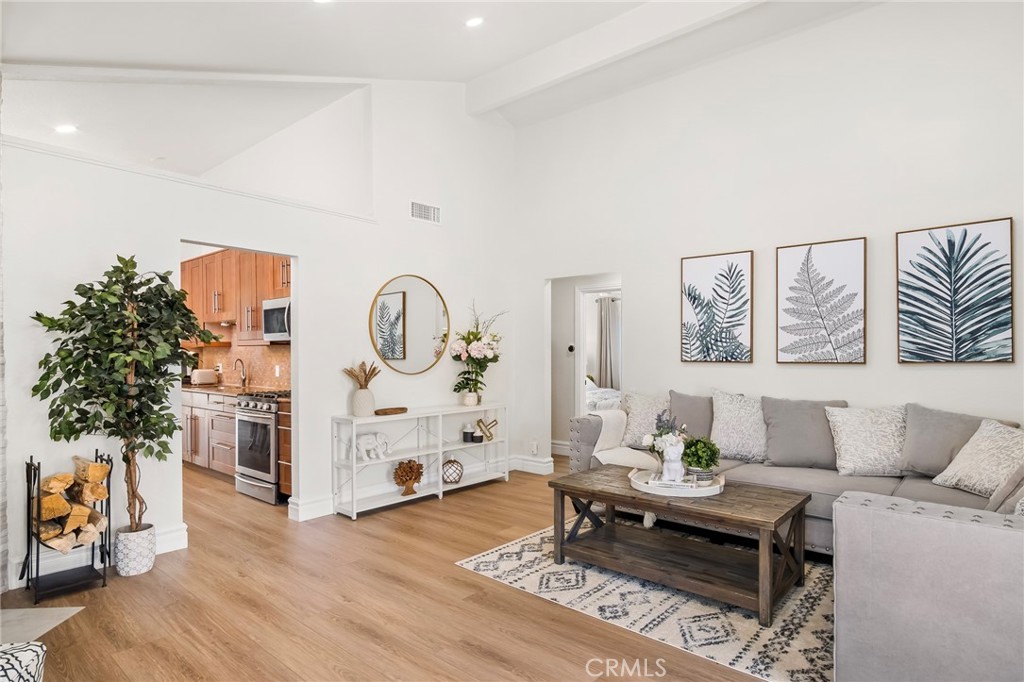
[620,392,669,448]
[710,389,767,463]
[933,420,1024,498]
[826,405,906,476]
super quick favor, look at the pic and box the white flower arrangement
[643,410,689,459]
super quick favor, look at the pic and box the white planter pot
[461,392,480,407]
[352,388,375,417]
[114,524,156,577]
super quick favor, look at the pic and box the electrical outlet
[529,440,539,456]
[274,365,281,378]
[214,363,222,373]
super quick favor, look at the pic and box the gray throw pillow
[668,391,712,439]
[620,392,669,448]
[986,463,1024,512]
[900,403,1021,477]
[933,420,1024,498]
[762,397,848,469]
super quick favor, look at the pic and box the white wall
[514,1,1024,459]
[550,273,620,444]
[201,88,372,216]
[2,80,517,587]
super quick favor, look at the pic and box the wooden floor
[3,458,755,682]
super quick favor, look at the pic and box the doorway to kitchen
[549,273,622,457]
[179,241,294,511]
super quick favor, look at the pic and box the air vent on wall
[411,201,441,224]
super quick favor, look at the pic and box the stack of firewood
[33,456,110,554]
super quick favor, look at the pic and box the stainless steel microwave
[262,297,291,342]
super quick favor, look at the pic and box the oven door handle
[235,474,275,489]
[237,411,276,426]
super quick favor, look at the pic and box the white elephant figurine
[356,432,390,461]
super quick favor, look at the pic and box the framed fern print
[776,237,866,364]
[897,218,1013,363]
[374,291,406,360]
[681,250,753,362]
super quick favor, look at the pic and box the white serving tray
[628,468,725,497]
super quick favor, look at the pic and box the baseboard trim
[288,494,334,521]
[5,522,188,590]
[510,456,554,475]
[551,440,571,457]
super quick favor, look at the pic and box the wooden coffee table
[549,465,810,627]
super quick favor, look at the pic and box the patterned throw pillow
[710,389,767,462]
[933,420,1024,498]
[825,405,907,476]
[1016,497,1024,518]
[620,392,669,448]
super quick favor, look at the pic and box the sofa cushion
[892,476,988,510]
[900,403,1021,477]
[986,463,1024,513]
[762,396,847,469]
[715,458,746,475]
[669,391,713,439]
[710,389,767,462]
[620,392,668,448]
[933,420,1024,498]
[594,446,659,470]
[826,405,906,476]
[724,463,901,520]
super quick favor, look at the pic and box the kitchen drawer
[277,427,291,463]
[183,391,207,408]
[209,441,235,476]
[278,412,292,428]
[209,413,235,442]
[278,462,292,496]
[206,395,237,413]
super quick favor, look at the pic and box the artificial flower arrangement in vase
[449,305,506,407]
[343,361,381,417]
[642,411,689,482]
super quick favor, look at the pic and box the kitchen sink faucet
[233,358,247,387]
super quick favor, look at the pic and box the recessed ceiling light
[54,124,78,134]
[465,17,484,28]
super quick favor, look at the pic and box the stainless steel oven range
[235,390,289,504]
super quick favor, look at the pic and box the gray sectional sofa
[568,395,1018,554]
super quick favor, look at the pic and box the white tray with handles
[628,468,725,497]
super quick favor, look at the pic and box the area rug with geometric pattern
[457,522,833,682]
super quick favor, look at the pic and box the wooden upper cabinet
[267,254,291,300]
[236,251,270,345]
[182,258,205,326]
[203,250,238,325]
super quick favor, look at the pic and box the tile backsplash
[199,345,291,390]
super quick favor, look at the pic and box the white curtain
[597,298,621,390]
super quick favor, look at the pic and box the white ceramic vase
[352,388,375,417]
[461,392,480,407]
[662,445,685,482]
[114,524,157,577]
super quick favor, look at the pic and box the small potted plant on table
[683,436,721,487]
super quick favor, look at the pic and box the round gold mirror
[369,274,449,375]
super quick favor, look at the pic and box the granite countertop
[182,384,284,396]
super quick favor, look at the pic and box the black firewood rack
[20,450,113,604]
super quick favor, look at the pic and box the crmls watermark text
[585,658,668,678]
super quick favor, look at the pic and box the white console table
[331,403,509,519]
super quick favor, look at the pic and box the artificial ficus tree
[32,256,217,532]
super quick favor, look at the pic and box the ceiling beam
[465,1,763,116]
[1,63,371,88]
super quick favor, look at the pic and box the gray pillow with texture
[762,397,848,469]
[669,391,712,439]
[933,420,1024,498]
[827,405,907,477]
[900,403,1020,477]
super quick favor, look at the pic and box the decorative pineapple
[393,460,424,496]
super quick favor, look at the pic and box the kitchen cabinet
[182,391,236,475]
[267,254,291,300]
[203,250,238,325]
[278,398,293,497]
[236,251,276,346]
